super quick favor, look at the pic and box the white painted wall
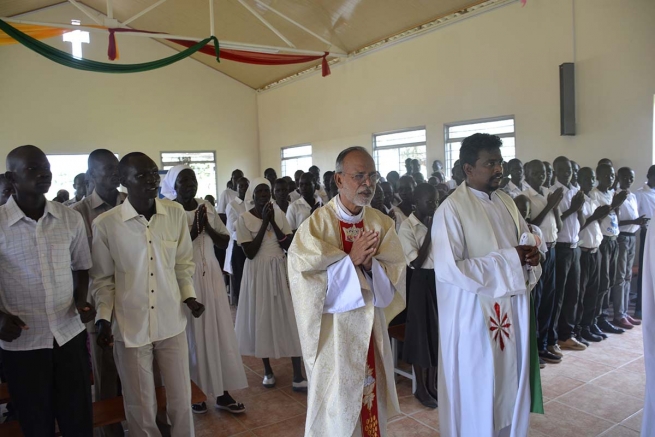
[0,4,259,193]
[257,0,655,181]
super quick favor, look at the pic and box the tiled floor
[192,320,646,436]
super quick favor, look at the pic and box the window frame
[444,115,516,178]
[280,144,313,177]
[160,150,218,198]
[372,126,427,177]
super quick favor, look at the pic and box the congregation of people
[0,133,653,437]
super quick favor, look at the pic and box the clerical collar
[335,194,364,224]
[468,186,496,201]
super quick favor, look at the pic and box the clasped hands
[516,245,540,267]
[349,229,379,272]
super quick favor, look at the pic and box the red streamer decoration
[106,27,331,76]
[170,39,331,77]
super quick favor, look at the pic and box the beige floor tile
[250,413,306,437]
[591,368,646,400]
[621,357,645,374]
[398,394,435,415]
[599,425,641,437]
[388,416,439,436]
[540,374,585,399]
[193,408,249,437]
[529,400,614,437]
[542,354,616,382]
[411,409,440,430]
[568,344,641,368]
[556,384,643,423]
[231,390,306,429]
[620,410,643,432]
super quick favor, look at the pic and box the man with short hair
[446,160,465,190]
[91,152,205,437]
[543,161,554,189]
[503,158,530,198]
[309,165,329,204]
[217,169,243,223]
[225,177,250,305]
[522,160,563,364]
[288,147,405,436]
[64,173,87,206]
[570,161,581,189]
[0,145,94,437]
[432,134,542,436]
[72,149,126,437]
[264,167,278,189]
[287,172,322,232]
[0,174,14,206]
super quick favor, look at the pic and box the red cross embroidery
[489,303,511,351]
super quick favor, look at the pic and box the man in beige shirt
[72,149,126,437]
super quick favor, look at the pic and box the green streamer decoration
[0,19,220,73]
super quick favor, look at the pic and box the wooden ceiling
[1,0,491,89]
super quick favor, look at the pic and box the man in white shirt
[286,172,322,232]
[522,160,563,364]
[614,167,648,328]
[576,168,611,343]
[446,159,465,191]
[503,158,530,198]
[63,172,87,206]
[0,145,94,436]
[216,169,243,223]
[634,165,655,319]
[432,134,542,436]
[309,165,330,204]
[571,161,581,189]
[72,149,126,437]
[91,152,205,437]
[225,177,250,305]
[549,156,587,355]
[590,164,628,333]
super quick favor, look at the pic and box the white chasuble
[642,225,655,434]
[287,197,406,437]
[432,183,541,437]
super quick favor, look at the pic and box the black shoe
[597,319,625,334]
[576,334,590,347]
[539,350,562,364]
[192,402,208,414]
[539,358,546,369]
[581,327,603,343]
[590,324,608,339]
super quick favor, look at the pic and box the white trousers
[114,332,193,437]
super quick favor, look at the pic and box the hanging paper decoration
[0,19,219,73]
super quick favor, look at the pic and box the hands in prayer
[185,297,205,318]
[350,229,379,272]
[515,245,540,267]
[611,190,628,209]
[262,202,275,225]
[0,312,28,342]
[76,302,97,324]
[570,191,586,212]
[547,187,564,209]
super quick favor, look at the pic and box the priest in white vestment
[288,146,406,437]
[642,218,655,433]
[432,133,544,437]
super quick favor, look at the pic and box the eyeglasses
[339,172,379,185]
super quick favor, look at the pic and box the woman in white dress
[161,165,248,414]
[235,178,307,391]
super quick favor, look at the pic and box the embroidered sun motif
[362,363,376,410]
[489,302,511,351]
[344,224,362,243]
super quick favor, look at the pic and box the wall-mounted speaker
[560,63,576,136]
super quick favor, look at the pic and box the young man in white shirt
[523,160,563,364]
[286,172,322,232]
[216,169,243,223]
[549,156,587,355]
[308,165,329,204]
[590,164,628,333]
[503,158,530,198]
[576,168,611,343]
[614,167,648,328]
[634,165,655,319]
[0,145,94,436]
[63,172,87,206]
[91,152,205,437]
[225,177,250,305]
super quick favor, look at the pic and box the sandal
[192,402,208,414]
[215,402,246,414]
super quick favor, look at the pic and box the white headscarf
[160,164,192,200]
[245,177,271,203]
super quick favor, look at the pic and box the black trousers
[550,244,581,343]
[578,249,601,328]
[1,330,93,437]
[536,246,556,351]
[597,237,619,321]
[231,240,248,305]
[637,228,647,314]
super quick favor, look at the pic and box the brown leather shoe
[613,318,634,330]
[626,315,641,326]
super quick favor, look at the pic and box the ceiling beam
[122,0,168,26]
[251,0,346,55]
[67,0,102,25]
[106,0,113,19]
[237,0,295,48]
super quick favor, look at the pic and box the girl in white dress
[234,178,307,391]
[161,166,248,415]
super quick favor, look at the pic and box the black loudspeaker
[559,62,576,136]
